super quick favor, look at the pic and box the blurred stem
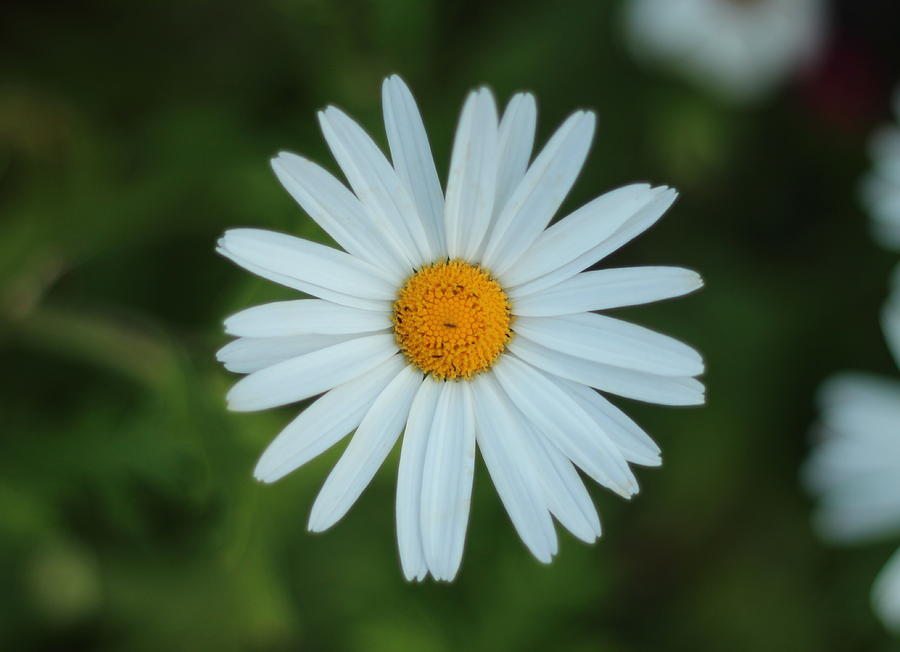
[12,304,178,388]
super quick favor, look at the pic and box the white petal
[514,312,704,377]
[502,184,674,290]
[217,228,397,308]
[443,88,499,261]
[511,267,703,317]
[396,376,442,582]
[555,377,662,467]
[492,355,638,498]
[494,93,537,217]
[508,336,705,406]
[382,75,445,256]
[420,381,476,581]
[225,300,391,337]
[508,186,678,300]
[319,106,434,266]
[270,152,409,281]
[217,246,388,312]
[216,333,360,374]
[528,426,602,542]
[308,364,422,532]
[254,355,406,483]
[226,333,397,412]
[478,371,600,543]
[873,547,900,632]
[481,111,596,274]
[471,373,557,562]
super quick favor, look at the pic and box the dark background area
[2,1,900,650]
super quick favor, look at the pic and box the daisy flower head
[624,0,826,103]
[803,271,900,631]
[217,75,705,581]
[862,89,900,250]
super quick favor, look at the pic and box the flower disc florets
[393,260,512,380]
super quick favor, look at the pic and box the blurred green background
[3,1,900,650]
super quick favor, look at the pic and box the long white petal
[471,374,557,562]
[444,88,499,261]
[555,377,662,466]
[528,427,602,542]
[492,355,638,498]
[512,267,703,317]
[217,228,397,303]
[382,75,445,256]
[500,184,668,288]
[482,111,596,274]
[225,300,391,337]
[396,377,442,581]
[494,93,537,217]
[270,152,409,281]
[308,364,422,532]
[508,187,678,300]
[217,246,390,312]
[508,336,705,406]
[539,368,648,493]
[254,355,406,482]
[873,547,900,632]
[479,371,600,543]
[226,333,397,412]
[216,333,361,374]
[319,106,434,266]
[514,313,704,377]
[420,381,476,581]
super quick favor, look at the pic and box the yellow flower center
[393,260,512,380]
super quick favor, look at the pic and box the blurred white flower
[625,0,827,102]
[886,268,900,363]
[875,548,900,633]
[804,270,900,631]
[217,75,705,581]
[862,91,900,249]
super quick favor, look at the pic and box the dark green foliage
[1,1,899,650]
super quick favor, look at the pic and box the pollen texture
[393,260,512,380]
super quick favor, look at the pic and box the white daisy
[803,270,900,630]
[217,75,705,581]
[862,90,900,250]
[624,0,826,102]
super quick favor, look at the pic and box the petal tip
[307,514,327,533]
[252,468,278,484]
[385,73,407,90]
